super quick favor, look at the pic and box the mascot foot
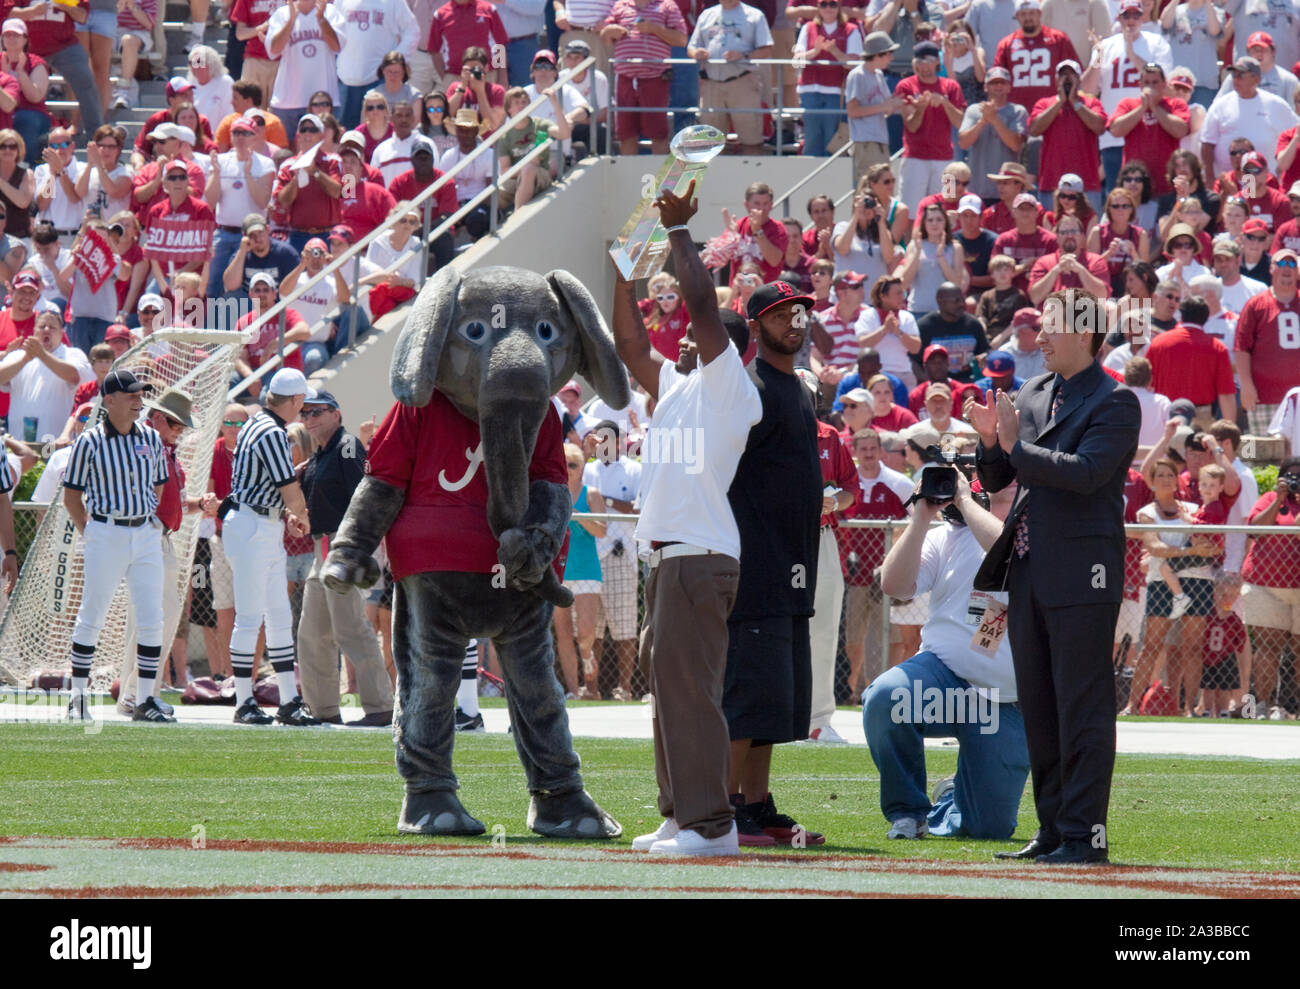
[398,790,487,836]
[527,790,623,839]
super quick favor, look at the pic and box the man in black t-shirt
[724,281,825,848]
[956,195,998,292]
[915,283,991,382]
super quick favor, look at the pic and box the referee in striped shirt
[222,367,316,726]
[62,369,174,723]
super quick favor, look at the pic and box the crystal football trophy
[609,125,726,282]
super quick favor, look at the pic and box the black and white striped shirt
[63,419,169,518]
[231,409,295,510]
[0,443,13,496]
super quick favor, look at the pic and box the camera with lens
[469,66,483,80]
[1285,474,1300,496]
[909,445,978,506]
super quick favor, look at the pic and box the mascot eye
[535,321,555,342]
[461,321,487,342]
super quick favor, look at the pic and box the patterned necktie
[1013,388,1064,558]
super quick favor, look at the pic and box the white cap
[1056,59,1081,75]
[173,125,196,146]
[138,292,166,312]
[958,193,983,215]
[267,368,313,398]
[148,122,180,141]
[1058,173,1084,193]
[248,271,277,291]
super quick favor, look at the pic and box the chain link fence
[7,500,1298,716]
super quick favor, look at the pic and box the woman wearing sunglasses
[791,0,861,158]
[419,91,455,156]
[2,22,51,168]
[0,127,34,239]
[1043,173,1098,240]
[1089,188,1151,295]
[349,90,393,162]
[866,160,909,245]
[637,271,688,359]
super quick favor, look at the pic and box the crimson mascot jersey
[364,390,570,582]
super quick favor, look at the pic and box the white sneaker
[649,823,740,857]
[809,724,846,744]
[1168,593,1191,620]
[631,818,679,851]
[1268,705,1288,721]
[886,816,929,839]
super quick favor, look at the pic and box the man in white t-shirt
[1201,55,1298,176]
[561,39,607,154]
[581,418,643,701]
[1212,239,1268,313]
[439,108,493,239]
[865,471,1029,840]
[266,0,346,132]
[0,312,94,447]
[279,236,369,371]
[1080,0,1172,191]
[1206,419,1258,573]
[614,184,762,858]
[523,49,590,159]
[32,401,93,502]
[370,101,421,186]
[204,117,277,298]
[34,126,86,237]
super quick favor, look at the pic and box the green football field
[1,716,1298,898]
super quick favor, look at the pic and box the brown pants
[640,551,739,839]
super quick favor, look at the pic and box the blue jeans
[668,45,697,133]
[70,316,111,353]
[328,303,371,353]
[208,228,242,299]
[13,109,50,167]
[884,72,903,156]
[339,83,370,129]
[505,36,539,87]
[800,90,841,157]
[1191,85,1217,110]
[864,650,1030,839]
[544,0,561,51]
[300,341,330,375]
[225,21,246,81]
[1101,145,1124,199]
[47,43,102,142]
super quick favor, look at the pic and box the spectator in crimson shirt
[339,138,397,241]
[1235,248,1300,434]
[728,181,788,285]
[1272,184,1300,255]
[1277,88,1300,192]
[1229,151,1293,235]
[144,157,216,291]
[993,2,1079,113]
[992,193,1059,292]
[274,113,344,251]
[894,41,966,213]
[1107,65,1190,200]
[388,138,458,270]
[866,372,918,432]
[135,78,216,158]
[1145,295,1237,420]
[428,0,508,84]
[1028,60,1104,207]
[230,0,282,107]
[0,67,18,131]
[980,161,1042,236]
[1026,215,1110,304]
[907,344,971,417]
[446,46,507,133]
[233,271,308,397]
[16,0,101,146]
[1242,457,1300,719]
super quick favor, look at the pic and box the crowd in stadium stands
[0,0,1298,726]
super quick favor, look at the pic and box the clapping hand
[968,388,998,446]
[995,390,1019,453]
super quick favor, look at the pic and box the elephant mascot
[322,265,630,838]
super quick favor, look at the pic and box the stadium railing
[224,56,598,402]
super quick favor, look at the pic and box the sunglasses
[400,217,421,226]
[428,106,446,113]
[950,179,969,186]
[222,419,246,427]
[1245,233,1268,241]
[164,416,185,429]
[49,141,72,149]
[737,275,760,286]
[1058,192,1079,199]
[655,292,678,302]
[1229,149,1247,157]
[141,307,161,315]
[818,1,839,6]
[1278,258,1299,268]
[1171,240,1196,250]
[841,402,859,410]
[1160,292,1180,301]
[1119,10,1142,18]
[232,128,255,136]
[298,125,320,134]
[365,104,386,112]
[165,174,189,181]
[0,143,17,150]
[310,100,332,108]
[877,176,894,185]
[1110,201,1133,209]
[301,408,331,419]
[1122,175,1143,183]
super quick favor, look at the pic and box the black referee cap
[101,369,150,396]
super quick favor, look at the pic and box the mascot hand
[322,546,381,593]
[497,526,557,593]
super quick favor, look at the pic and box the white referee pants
[73,519,165,649]
[223,508,293,662]
[810,525,845,731]
[120,532,183,699]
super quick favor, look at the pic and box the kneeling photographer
[863,443,1031,841]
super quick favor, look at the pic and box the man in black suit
[969,289,1141,865]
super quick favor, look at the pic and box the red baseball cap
[1246,31,1274,50]
[11,269,39,291]
[1240,151,1267,173]
[1242,218,1270,236]
[922,343,949,363]
[105,323,132,342]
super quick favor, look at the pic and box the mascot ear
[547,269,631,410]
[391,264,461,407]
